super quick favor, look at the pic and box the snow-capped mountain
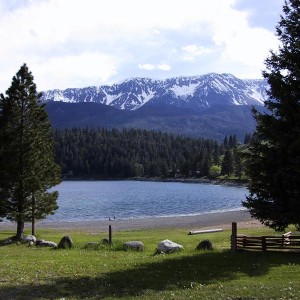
[42,73,268,111]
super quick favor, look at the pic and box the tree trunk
[31,194,36,236]
[16,220,24,240]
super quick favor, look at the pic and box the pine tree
[243,0,300,231]
[0,64,61,239]
[244,133,252,145]
[233,147,243,178]
[229,135,234,148]
[221,149,234,176]
[223,136,228,148]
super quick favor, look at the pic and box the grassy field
[0,226,300,300]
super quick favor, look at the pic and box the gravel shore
[0,210,262,233]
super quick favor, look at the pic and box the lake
[46,180,248,222]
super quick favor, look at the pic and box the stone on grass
[22,235,36,244]
[101,238,110,244]
[124,241,145,251]
[57,235,74,249]
[85,242,99,248]
[36,240,57,248]
[157,239,183,253]
[196,239,213,251]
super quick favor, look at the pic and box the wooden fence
[231,222,300,252]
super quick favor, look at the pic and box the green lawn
[0,226,299,299]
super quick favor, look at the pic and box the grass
[0,226,300,299]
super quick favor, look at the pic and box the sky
[0,0,285,92]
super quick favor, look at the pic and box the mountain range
[42,73,269,141]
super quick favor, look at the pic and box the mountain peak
[41,73,268,110]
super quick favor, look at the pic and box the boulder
[36,240,57,248]
[196,239,213,251]
[157,239,183,253]
[101,238,110,244]
[22,235,36,244]
[84,242,100,249]
[57,235,74,249]
[124,241,145,251]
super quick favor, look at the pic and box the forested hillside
[53,128,245,179]
[46,101,259,142]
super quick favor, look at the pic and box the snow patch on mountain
[136,89,156,107]
[53,90,76,103]
[170,83,199,99]
[210,79,229,93]
[104,92,122,106]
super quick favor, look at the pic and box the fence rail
[231,222,300,252]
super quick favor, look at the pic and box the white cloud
[0,0,282,90]
[181,45,212,61]
[138,64,156,71]
[158,64,171,71]
[138,64,171,72]
[210,4,280,75]
[33,53,118,90]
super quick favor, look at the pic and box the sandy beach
[0,210,262,233]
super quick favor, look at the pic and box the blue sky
[0,0,284,91]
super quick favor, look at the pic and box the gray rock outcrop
[157,239,183,253]
[36,240,57,248]
[124,241,145,251]
[21,235,36,244]
[57,235,74,249]
[196,239,213,250]
[101,238,110,244]
[85,242,99,248]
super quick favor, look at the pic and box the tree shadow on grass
[0,235,18,246]
[1,250,300,299]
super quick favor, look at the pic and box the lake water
[46,180,248,222]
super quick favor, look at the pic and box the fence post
[231,222,237,252]
[262,236,266,252]
[109,225,112,245]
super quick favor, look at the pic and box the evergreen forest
[53,128,248,180]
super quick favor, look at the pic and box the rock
[124,241,145,251]
[157,239,183,253]
[57,235,74,249]
[101,238,110,244]
[35,239,43,246]
[196,239,213,251]
[36,240,57,248]
[85,242,99,249]
[22,235,36,244]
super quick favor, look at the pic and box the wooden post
[231,222,237,252]
[109,225,112,245]
[262,236,267,252]
[31,193,36,236]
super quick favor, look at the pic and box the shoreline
[0,210,261,233]
[64,177,249,187]
[132,177,248,187]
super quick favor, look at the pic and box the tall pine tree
[221,149,234,176]
[0,64,61,239]
[243,0,300,231]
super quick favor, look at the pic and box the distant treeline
[53,128,250,179]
